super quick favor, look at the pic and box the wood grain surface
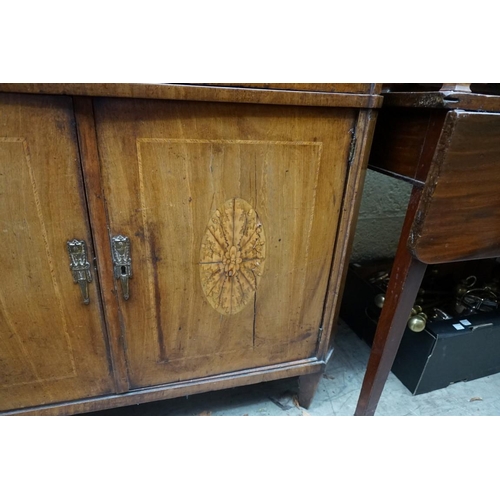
[320,109,378,357]
[410,111,500,263]
[92,98,357,389]
[203,83,381,94]
[199,197,266,316]
[369,107,429,179]
[0,93,114,411]
[73,97,131,392]
[0,84,383,109]
[0,84,378,414]
[5,357,324,415]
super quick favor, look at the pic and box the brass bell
[408,312,427,332]
[374,293,385,309]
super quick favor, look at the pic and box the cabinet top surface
[0,83,383,109]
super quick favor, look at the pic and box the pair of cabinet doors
[0,93,356,412]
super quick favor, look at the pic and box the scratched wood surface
[0,93,114,411]
[93,98,356,389]
[381,91,500,113]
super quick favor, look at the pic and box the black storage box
[340,263,500,395]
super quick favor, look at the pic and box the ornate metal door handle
[111,235,132,300]
[67,239,92,304]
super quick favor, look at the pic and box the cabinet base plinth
[5,358,325,416]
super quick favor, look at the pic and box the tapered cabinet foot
[298,371,323,409]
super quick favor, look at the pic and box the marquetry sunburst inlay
[200,198,266,315]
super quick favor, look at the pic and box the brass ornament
[374,293,385,309]
[111,235,132,300]
[408,306,427,332]
[200,198,265,315]
[67,239,92,305]
[408,313,427,332]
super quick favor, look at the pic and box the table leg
[354,187,427,416]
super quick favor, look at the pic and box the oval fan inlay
[200,198,266,315]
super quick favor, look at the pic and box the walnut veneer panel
[93,98,356,389]
[0,94,114,411]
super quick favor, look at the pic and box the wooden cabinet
[0,84,381,415]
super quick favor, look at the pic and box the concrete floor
[86,320,500,416]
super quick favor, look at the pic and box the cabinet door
[0,94,114,412]
[94,98,357,389]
